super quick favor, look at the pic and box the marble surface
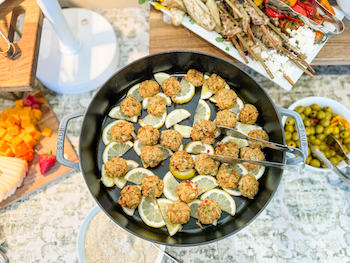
[1,6,350,263]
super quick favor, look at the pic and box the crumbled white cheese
[260,49,297,78]
[287,26,316,57]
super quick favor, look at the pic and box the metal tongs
[266,0,345,37]
[208,125,306,172]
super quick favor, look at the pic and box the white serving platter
[151,2,344,91]
[76,206,165,263]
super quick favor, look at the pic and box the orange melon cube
[10,110,20,124]
[24,124,36,135]
[0,140,9,152]
[7,125,19,136]
[3,132,13,142]
[18,129,26,138]
[42,127,52,137]
[32,118,38,126]
[20,117,32,127]
[0,127,6,138]
[3,147,14,157]
[19,110,30,119]
[23,133,37,147]
[15,99,23,108]
[5,115,16,127]
[33,130,41,141]
[32,109,42,121]
[11,136,23,145]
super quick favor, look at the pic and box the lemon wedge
[127,83,144,101]
[102,141,133,164]
[154,72,171,85]
[188,200,201,219]
[221,136,248,148]
[229,97,244,118]
[169,162,196,180]
[102,120,126,145]
[174,124,192,138]
[172,79,195,104]
[142,92,172,109]
[133,139,146,156]
[201,189,236,216]
[185,141,215,155]
[157,198,181,236]
[121,206,135,216]
[101,164,115,187]
[234,122,262,136]
[138,197,166,228]
[165,109,191,129]
[108,106,138,123]
[249,166,266,180]
[155,145,173,160]
[191,175,218,195]
[193,99,211,124]
[200,75,212,99]
[163,171,180,201]
[139,112,167,129]
[124,167,155,185]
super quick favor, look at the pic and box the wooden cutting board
[0,91,79,209]
[149,4,350,66]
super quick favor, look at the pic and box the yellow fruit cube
[0,140,9,152]
[33,130,41,141]
[0,127,6,138]
[15,99,23,108]
[42,127,52,137]
[32,109,42,121]
[23,133,37,147]
[11,136,23,145]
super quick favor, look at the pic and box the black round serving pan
[57,51,295,246]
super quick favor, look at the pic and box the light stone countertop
[1,6,350,263]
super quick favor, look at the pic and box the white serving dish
[76,206,165,263]
[287,96,350,172]
[151,2,344,91]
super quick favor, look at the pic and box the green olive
[296,140,300,148]
[324,126,334,135]
[334,134,340,139]
[286,117,295,125]
[338,124,346,132]
[304,119,311,127]
[343,145,349,154]
[315,125,324,134]
[309,135,316,141]
[329,157,339,165]
[324,106,332,113]
[295,106,305,114]
[319,143,327,151]
[344,137,350,144]
[322,164,327,168]
[306,156,312,165]
[310,159,321,167]
[300,113,306,121]
[286,140,296,147]
[292,132,299,141]
[335,154,343,162]
[311,139,321,145]
[310,110,318,118]
[339,138,344,144]
[285,125,294,133]
[325,112,332,120]
[311,104,321,111]
[284,131,292,141]
[305,127,311,136]
[319,119,330,127]
[317,111,326,120]
[325,151,331,159]
[332,126,340,135]
[316,134,326,141]
[330,150,336,157]
[346,143,350,151]
[340,131,349,138]
[309,126,316,135]
[304,107,312,116]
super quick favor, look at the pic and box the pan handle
[56,111,84,172]
[277,107,308,165]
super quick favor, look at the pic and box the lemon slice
[155,145,173,160]
[221,136,248,148]
[157,198,181,236]
[124,167,154,184]
[139,112,167,129]
[142,92,172,109]
[185,141,215,154]
[193,99,211,124]
[115,160,140,189]
[163,171,180,201]
[191,175,218,195]
[222,187,241,196]
[172,79,195,104]
[249,166,266,180]
[102,141,133,164]
[154,72,171,85]
[201,189,236,216]
[122,206,135,216]
[102,120,126,145]
[169,162,196,180]
[108,106,138,123]
[201,77,212,99]
[188,200,201,219]
[178,144,184,151]
[234,122,262,136]
[165,109,191,129]
[174,124,192,138]
[209,94,217,104]
[138,197,166,228]
[101,164,115,187]
[229,97,244,117]
[127,83,144,101]
[133,139,146,156]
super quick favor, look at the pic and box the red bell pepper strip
[292,3,308,17]
[265,7,285,18]
[296,0,316,18]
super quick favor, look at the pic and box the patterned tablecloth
[1,6,350,263]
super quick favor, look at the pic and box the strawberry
[38,152,56,174]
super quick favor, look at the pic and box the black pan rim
[78,50,286,246]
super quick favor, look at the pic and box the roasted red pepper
[310,119,319,124]
[292,3,308,17]
[265,7,285,18]
[297,0,317,18]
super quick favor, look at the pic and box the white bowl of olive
[285,97,350,172]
